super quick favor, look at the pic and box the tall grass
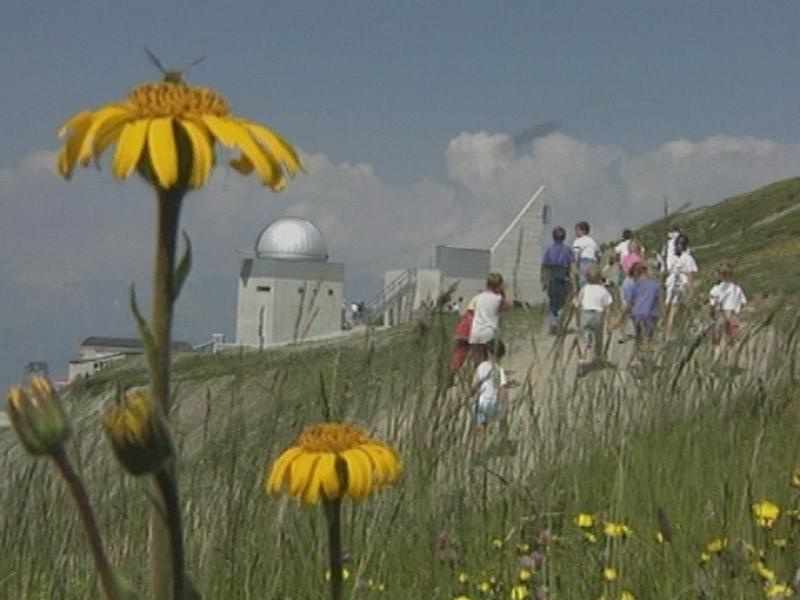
[1,304,799,598]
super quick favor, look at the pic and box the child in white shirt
[665,234,698,338]
[472,340,509,426]
[708,262,747,355]
[572,221,600,288]
[573,264,613,372]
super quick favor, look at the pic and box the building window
[257,285,271,292]
[328,289,334,296]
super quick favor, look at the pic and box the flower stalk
[323,498,344,600]
[52,448,124,600]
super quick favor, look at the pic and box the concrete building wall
[236,257,344,347]
[435,245,491,308]
[490,187,547,305]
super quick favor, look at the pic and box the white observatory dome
[255,217,329,261]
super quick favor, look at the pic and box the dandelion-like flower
[266,423,400,504]
[103,389,173,476]
[766,583,793,598]
[574,513,597,529]
[6,376,71,457]
[603,521,632,539]
[753,500,781,528]
[510,584,531,599]
[752,561,775,581]
[603,567,618,582]
[58,80,303,191]
[706,538,728,554]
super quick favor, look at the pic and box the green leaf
[129,284,158,372]
[172,231,193,304]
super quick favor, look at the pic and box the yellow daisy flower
[103,389,173,476]
[752,561,775,581]
[753,501,781,528]
[518,569,532,582]
[603,522,632,539]
[58,80,303,191]
[6,376,71,457]
[620,592,636,600]
[266,423,400,504]
[603,567,618,582]
[510,585,531,599]
[491,537,504,549]
[766,583,793,598]
[574,513,597,529]
[706,538,728,554]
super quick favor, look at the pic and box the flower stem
[154,468,186,600]
[150,186,185,600]
[52,448,122,600]
[323,499,343,600]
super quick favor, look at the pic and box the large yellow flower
[266,423,400,504]
[753,500,781,528]
[58,80,304,191]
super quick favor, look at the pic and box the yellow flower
[266,423,400,504]
[752,561,775,581]
[458,573,470,584]
[706,538,728,554]
[620,592,636,600]
[103,389,174,476]
[510,585,531,599]
[699,552,711,564]
[753,501,781,528]
[516,542,531,554]
[478,581,492,593]
[368,579,386,591]
[518,569,532,582]
[773,538,789,549]
[766,583,793,598]
[57,80,303,191]
[584,532,598,544]
[603,522,632,539]
[324,568,351,581]
[603,567,618,582]
[654,531,665,544]
[453,596,472,600]
[6,377,71,456]
[575,513,597,529]
[491,537,504,549]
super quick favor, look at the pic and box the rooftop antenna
[144,47,205,84]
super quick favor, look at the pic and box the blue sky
[2,1,800,391]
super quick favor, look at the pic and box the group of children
[543,222,748,373]
[448,223,748,427]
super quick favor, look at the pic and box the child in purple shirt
[541,226,574,335]
[613,262,662,365]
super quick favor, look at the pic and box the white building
[235,217,344,348]
[67,336,192,381]
[374,186,548,324]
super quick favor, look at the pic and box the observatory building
[235,217,344,348]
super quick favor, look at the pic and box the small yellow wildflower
[575,513,597,528]
[603,522,632,539]
[603,567,618,582]
[706,538,728,554]
[792,466,800,488]
[458,573,470,584]
[478,581,492,593]
[453,596,472,600]
[753,500,781,528]
[6,376,71,457]
[699,552,711,564]
[773,538,789,549]
[518,569,533,582]
[510,585,531,599]
[516,542,531,554]
[766,582,793,598]
[654,531,665,544]
[620,592,636,600]
[491,537,504,549]
[752,561,775,581]
[584,531,598,544]
[325,568,351,581]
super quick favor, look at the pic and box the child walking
[614,262,662,367]
[541,226,574,335]
[708,262,747,357]
[664,234,698,338]
[472,340,509,427]
[468,272,513,363]
[573,264,613,374]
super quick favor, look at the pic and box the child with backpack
[472,340,509,427]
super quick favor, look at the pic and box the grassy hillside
[635,177,800,297]
[2,179,800,599]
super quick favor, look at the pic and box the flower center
[126,82,231,118]
[298,423,370,453]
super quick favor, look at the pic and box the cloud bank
[1,131,799,387]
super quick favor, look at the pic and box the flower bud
[6,377,71,456]
[103,389,173,476]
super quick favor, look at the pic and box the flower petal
[76,106,133,167]
[202,115,285,190]
[301,455,323,505]
[57,112,93,179]
[266,446,302,494]
[238,119,305,175]
[288,452,318,498]
[147,117,179,188]
[342,448,372,499]
[178,118,213,188]
[318,453,341,500]
[113,120,150,180]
